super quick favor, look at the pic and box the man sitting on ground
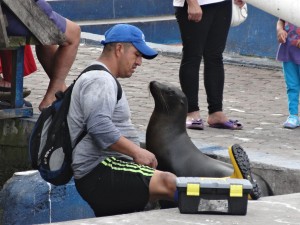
[68,24,260,217]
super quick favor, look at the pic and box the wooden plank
[2,0,66,45]
[0,37,41,49]
[10,36,39,48]
[0,107,33,119]
[0,3,9,48]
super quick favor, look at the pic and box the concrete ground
[23,34,300,224]
[47,193,300,225]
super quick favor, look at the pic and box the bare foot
[207,111,228,125]
[187,111,201,121]
[0,80,12,88]
[38,83,67,111]
[39,95,57,111]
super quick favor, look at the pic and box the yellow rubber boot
[228,144,261,200]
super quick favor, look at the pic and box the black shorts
[75,157,155,217]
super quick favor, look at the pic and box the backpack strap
[76,64,122,101]
[75,129,87,147]
[73,64,123,147]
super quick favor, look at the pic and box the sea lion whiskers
[158,90,171,113]
[149,82,171,113]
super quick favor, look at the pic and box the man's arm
[109,136,158,169]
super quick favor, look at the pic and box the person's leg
[201,2,236,126]
[33,0,81,110]
[0,45,37,84]
[175,4,212,120]
[283,61,300,115]
[36,18,81,110]
[298,63,300,109]
[148,170,177,202]
[75,158,170,217]
[0,48,34,103]
[282,61,300,128]
[0,51,13,87]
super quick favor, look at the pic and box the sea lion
[146,81,272,200]
[146,81,233,177]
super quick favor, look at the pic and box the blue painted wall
[80,20,181,45]
[227,6,278,58]
[49,0,174,21]
[48,0,278,59]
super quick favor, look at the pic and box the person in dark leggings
[174,0,244,130]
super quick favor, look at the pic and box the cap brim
[132,41,158,59]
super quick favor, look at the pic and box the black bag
[29,64,122,185]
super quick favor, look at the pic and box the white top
[173,0,225,7]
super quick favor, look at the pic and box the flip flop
[0,99,32,109]
[186,118,204,130]
[0,86,11,92]
[0,86,30,92]
[209,119,243,130]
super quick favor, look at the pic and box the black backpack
[29,64,122,185]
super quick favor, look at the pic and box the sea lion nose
[149,81,159,89]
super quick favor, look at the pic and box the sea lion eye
[167,88,175,96]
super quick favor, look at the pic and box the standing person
[276,19,300,129]
[0,45,36,106]
[0,45,37,89]
[2,0,81,111]
[0,45,36,96]
[67,24,260,217]
[174,0,244,130]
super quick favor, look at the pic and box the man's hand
[109,136,158,168]
[133,148,158,169]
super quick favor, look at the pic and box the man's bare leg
[149,170,177,202]
[36,19,80,111]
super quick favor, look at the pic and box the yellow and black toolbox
[176,177,252,215]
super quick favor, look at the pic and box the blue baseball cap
[101,24,158,59]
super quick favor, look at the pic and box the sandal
[186,118,204,130]
[209,119,243,130]
[0,88,31,101]
[0,99,32,109]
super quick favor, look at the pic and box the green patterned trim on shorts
[101,157,154,177]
